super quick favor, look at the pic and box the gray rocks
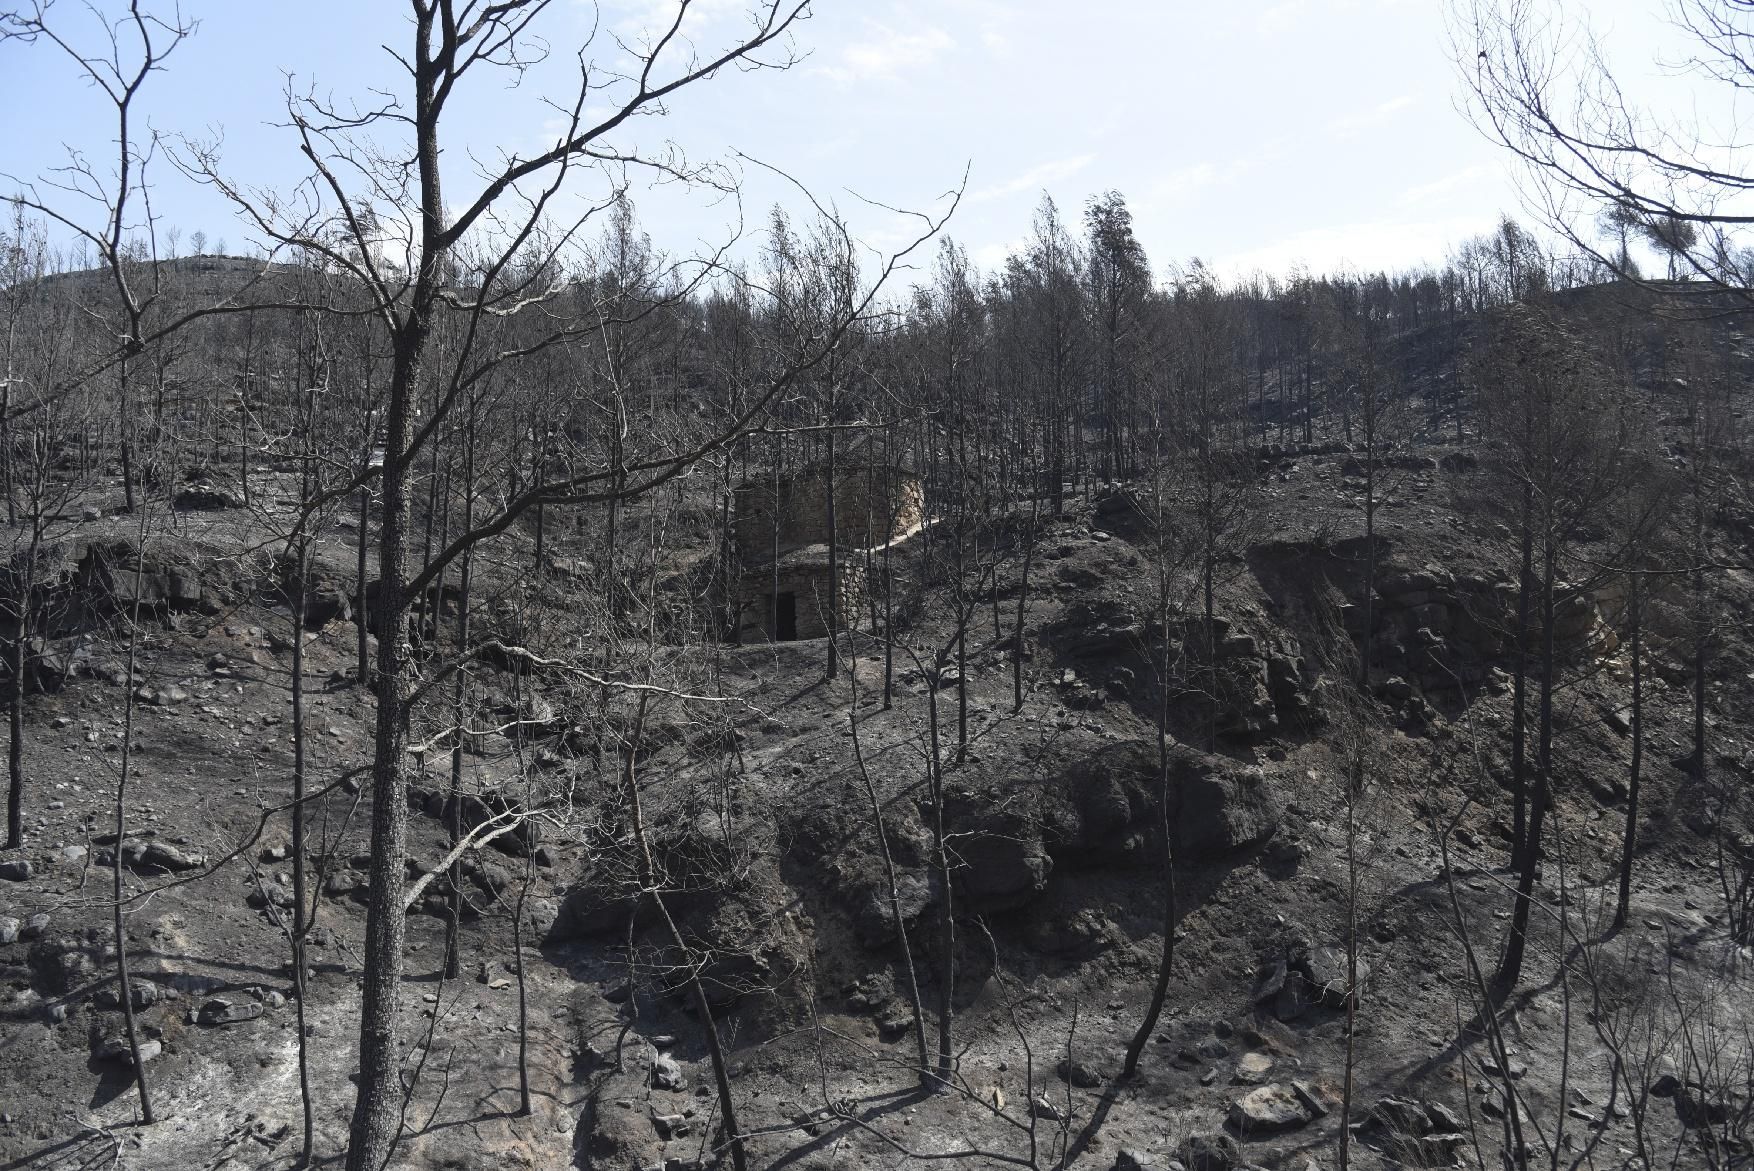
[954,808,1051,911]
[246,881,293,909]
[21,912,50,940]
[96,979,160,1010]
[173,484,241,512]
[1253,943,1367,1020]
[1172,751,1281,858]
[1233,1051,1274,1085]
[133,683,190,707]
[0,859,33,881]
[853,871,933,947]
[99,839,205,874]
[196,996,264,1026]
[97,1035,161,1065]
[0,916,18,944]
[1304,946,1369,1008]
[1368,1096,1467,1167]
[650,1050,686,1092]
[1227,1083,1315,1134]
[1114,1151,1158,1171]
[1481,1056,1526,1080]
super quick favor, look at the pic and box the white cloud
[1328,94,1417,138]
[968,153,1096,204]
[1148,161,1220,202]
[1213,215,1498,280]
[1257,0,1309,36]
[600,0,745,40]
[813,20,953,84]
[1400,163,1495,207]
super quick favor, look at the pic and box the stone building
[734,463,924,641]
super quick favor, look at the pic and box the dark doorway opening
[774,591,798,641]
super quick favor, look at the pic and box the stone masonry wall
[734,466,923,560]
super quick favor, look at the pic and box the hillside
[2,377,1751,1171]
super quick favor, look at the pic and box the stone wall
[734,465,923,560]
[737,556,868,642]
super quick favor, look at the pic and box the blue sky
[0,0,1695,284]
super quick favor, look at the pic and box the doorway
[774,591,798,641]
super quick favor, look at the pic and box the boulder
[95,979,160,1010]
[1228,1083,1315,1134]
[1233,1051,1274,1085]
[548,875,643,942]
[1172,751,1281,857]
[649,1051,686,1092]
[948,804,1051,912]
[96,1036,161,1066]
[246,881,293,910]
[852,870,934,948]
[1369,1096,1466,1167]
[1301,946,1368,1008]
[173,484,241,511]
[1055,1057,1105,1088]
[100,839,205,874]
[0,859,31,882]
[197,996,264,1026]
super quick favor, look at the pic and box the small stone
[0,916,18,944]
[21,912,49,939]
[0,859,32,881]
[1031,1095,1066,1123]
[1114,1150,1155,1171]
